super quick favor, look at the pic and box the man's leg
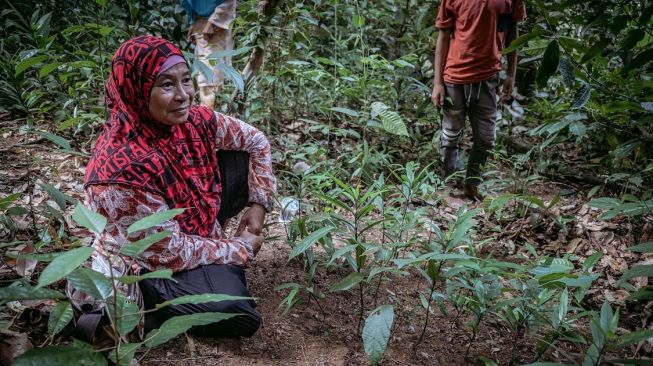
[440,82,467,186]
[466,76,499,188]
[194,21,234,109]
[195,0,237,109]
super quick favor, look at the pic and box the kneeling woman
[80,35,276,339]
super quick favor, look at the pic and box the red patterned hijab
[86,35,222,236]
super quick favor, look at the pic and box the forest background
[0,0,652,365]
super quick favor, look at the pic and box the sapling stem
[308,291,326,322]
[357,282,365,337]
[106,254,122,365]
[414,275,438,353]
[463,312,484,363]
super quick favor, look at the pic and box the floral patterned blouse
[85,112,276,274]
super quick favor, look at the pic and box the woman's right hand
[237,229,263,256]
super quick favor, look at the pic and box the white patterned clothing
[86,111,276,273]
[190,0,237,88]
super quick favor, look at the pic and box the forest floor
[0,118,651,365]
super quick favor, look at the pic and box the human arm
[85,185,255,272]
[432,27,451,107]
[214,112,276,213]
[501,23,519,106]
[214,112,276,240]
[502,0,527,105]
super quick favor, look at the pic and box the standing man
[432,0,526,201]
[183,0,237,109]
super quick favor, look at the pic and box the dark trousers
[441,76,499,186]
[139,151,261,338]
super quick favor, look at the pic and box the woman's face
[149,63,194,126]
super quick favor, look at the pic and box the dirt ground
[1,121,652,365]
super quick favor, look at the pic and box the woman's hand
[236,203,266,236]
[237,229,263,256]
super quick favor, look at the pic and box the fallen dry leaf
[0,330,33,365]
[15,243,36,278]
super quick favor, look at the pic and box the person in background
[182,0,238,109]
[431,0,526,201]
[71,35,276,344]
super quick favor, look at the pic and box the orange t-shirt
[436,0,526,84]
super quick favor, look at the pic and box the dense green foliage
[1,0,652,365]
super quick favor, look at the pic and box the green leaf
[72,202,106,234]
[537,40,560,88]
[39,62,62,78]
[362,304,394,366]
[558,274,599,288]
[623,47,653,74]
[607,359,653,365]
[629,242,653,253]
[352,15,364,27]
[583,342,601,366]
[155,293,252,309]
[571,83,591,109]
[329,107,360,117]
[503,28,541,54]
[144,312,237,348]
[559,56,575,88]
[15,55,48,76]
[0,282,67,301]
[193,55,215,84]
[6,252,64,262]
[618,265,653,286]
[370,102,409,136]
[37,246,94,288]
[118,269,174,284]
[13,343,107,366]
[35,130,71,150]
[523,363,573,366]
[620,29,645,52]
[558,288,569,325]
[641,102,653,113]
[580,40,610,64]
[48,301,73,336]
[0,193,21,211]
[108,342,141,365]
[216,62,244,92]
[288,226,334,260]
[589,197,621,209]
[66,267,113,299]
[39,183,72,211]
[600,301,615,335]
[107,294,140,336]
[423,253,475,261]
[569,122,587,139]
[68,60,98,69]
[613,330,653,348]
[477,356,499,366]
[583,251,604,270]
[119,230,171,258]
[330,272,364,292]
[127,208,185,234]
